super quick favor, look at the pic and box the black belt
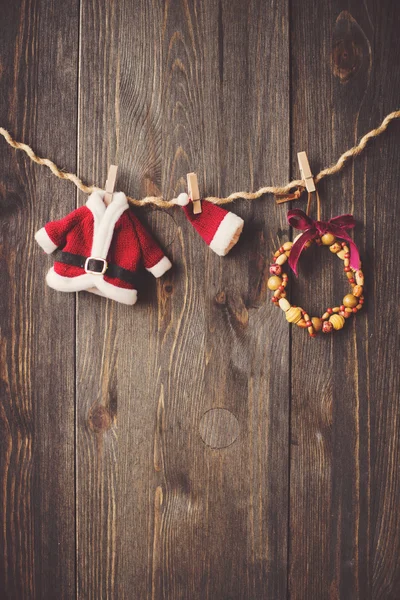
[58,252,138,286]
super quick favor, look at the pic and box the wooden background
[0,0,399,598]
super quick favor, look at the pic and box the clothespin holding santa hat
[187,172,202,214]
[103,165,118,206]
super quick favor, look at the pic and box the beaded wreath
[268,237,364,337]
[268,187,365,337]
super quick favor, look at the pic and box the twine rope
[0,110,398,208]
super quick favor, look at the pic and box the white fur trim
[209,212,244,256]
[173,193,190,206]
[86,287,107,298]
[146,256,172,278]
[86,191,129,258]
[86,190,106,220]
[35,227,58,254]
[92,277,138,305]
[46,268,94,292]
[45,268,138,305]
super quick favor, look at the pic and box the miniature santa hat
[173,192,244,256]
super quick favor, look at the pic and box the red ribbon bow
[287,209,361,276]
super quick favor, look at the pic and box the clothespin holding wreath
[297,151,315,194]
[187,172,202,214]
[103,165,118,205]
[269,149,364,338]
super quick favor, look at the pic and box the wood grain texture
[76,0,290,598]
[0,0,400,598]
[289,1,400,599]
[0,0,79,598]
[75,2,120,598]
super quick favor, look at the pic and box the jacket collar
[86,190,130,259]
[86,189,128,218]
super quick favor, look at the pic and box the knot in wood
[88,405,112,433]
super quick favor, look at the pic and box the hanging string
[0,110,398,208]
[305,189,322,221]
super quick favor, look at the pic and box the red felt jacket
[35,191,172,305]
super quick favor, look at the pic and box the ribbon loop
[287,208,314,230]
[287,209,360,276]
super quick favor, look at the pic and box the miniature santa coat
[174,193,244,256]
[35,190,172,305]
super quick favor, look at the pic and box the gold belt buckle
[84,257,108,275]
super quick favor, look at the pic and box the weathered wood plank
[75,2,120,599]
[118,0,290,598]
[77,0,290,598]
[0,0,79,598]
[289,2,400,599]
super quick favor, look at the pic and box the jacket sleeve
[129,211,172,277]
[35,206,86,254]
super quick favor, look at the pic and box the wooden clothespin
[297,152,315,193]
[103,165,118,206]
[187,172,202,214]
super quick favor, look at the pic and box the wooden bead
[346,271,354,280]
[278,298,291,312]
[311,317,323,332]
[322,312,330,320]
[283,241,293,251]
[274,289,281,297]
[307,325,314,335]
[337,250,346,260]
[329,242,342,253]
[356,303,362,310]
[269,264,282,276]
[344,258,350,267]
[355,270,364,285]
[353,285,363,297]
[267,275,282,290]
[285,307,302,324]
[332,307,340,313]
[329,314,345,330]
[297,319,308,328]
[343,294,358,308]
[321,232,336,245]
[276,253,288,265]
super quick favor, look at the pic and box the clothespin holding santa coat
[187,172,202,214]
[103,165,118,206]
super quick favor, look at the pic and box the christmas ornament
[173,191,244,256]
[35,190,172,305]
[269,177,364,337]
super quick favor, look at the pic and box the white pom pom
[173,192,190,206]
